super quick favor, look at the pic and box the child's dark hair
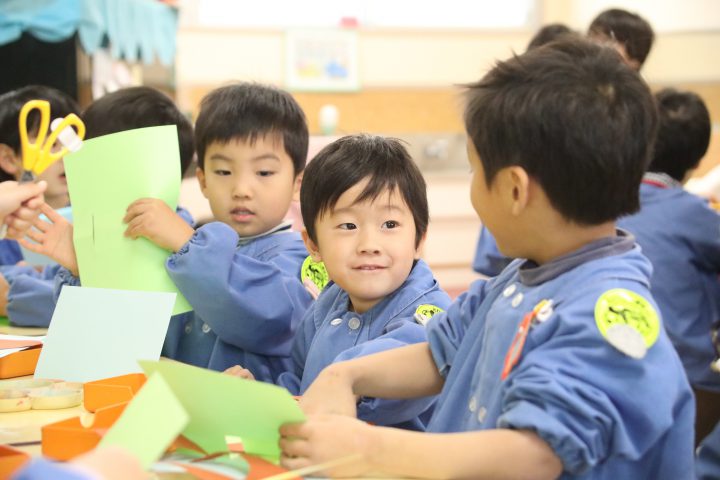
[527,23,575,51]
[464,38,658,225]
[301,134,428,248]
[0,85,80,181]
[82,87,195,177]
[194,83,308,175]
[649,88,711,181]
[588,9,654,67]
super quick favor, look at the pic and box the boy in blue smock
[15,87,196,332]
[276,39,694,479]
[0,85,79,319]
[618,88,720,446]
[227,135,451,430]
[121,83,313,379]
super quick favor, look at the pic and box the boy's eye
[257,170,275,177]
[213,169,231,176]
[338,223,357,230]
[382,220,399,229]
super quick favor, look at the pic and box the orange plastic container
[41,402,128,460]
[83,373,146,413]
[0,345,41,379]
[0,445,30,478]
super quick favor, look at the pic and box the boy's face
[197,135,301,237]
[467,142,509,252]
[304,179,423,314]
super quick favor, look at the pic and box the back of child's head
[464,38,658,225]
[588,8,654,68]
[194,83,308,175]
[649,88,711,182]
[82,86,195,176]
[301,134,429,248]
[0,85,79,181]
[527,23,576,51]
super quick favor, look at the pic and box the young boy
[227,134,451,430]
[121,83,313,378]
[12,86,196,329]
[587,8,654,71]
[277,39,694,478]
[618,88,720,445]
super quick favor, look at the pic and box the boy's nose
[232,179,252,199]
[357,231,381,255]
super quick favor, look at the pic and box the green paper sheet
[140,360,305,461]
[99,372,190,468]
[63,125,191,314]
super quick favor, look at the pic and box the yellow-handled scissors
[18,99,85,182]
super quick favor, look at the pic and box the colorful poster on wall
[285,29,359,92]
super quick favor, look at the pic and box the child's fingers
[278,437,311,458]
[124,216,147,238]
[40,202,64,223]
[279,454,312,472]
[23,227,46,244]
[18,237,44,254]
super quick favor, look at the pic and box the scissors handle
[35,114,86,175]
[18,100,51,174]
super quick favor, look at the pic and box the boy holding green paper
[28,83,314,381]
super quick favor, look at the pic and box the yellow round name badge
[414,304,445,326]
[301,256,329,292]
[594,289,660,359]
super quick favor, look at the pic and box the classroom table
[0,316,47,337]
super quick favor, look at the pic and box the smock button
[511,292,524,308]
[330,318,342,326]
[201,323,211,334]
[477,406,487,423]
[184,323,192,334]
[503,284,516,297]
[348,317,361,330]
[468,397,477,412]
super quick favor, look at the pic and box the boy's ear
[414,232,427,259]
[506,166,530,216]
[196,167,208,199]
[292,172,303,203]
[0,144,20,177]
[301,228,322,262]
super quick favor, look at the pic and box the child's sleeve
[6,277,56,327]
[690,201,720,270]
[12,458,94,480]
[496,289,693,476]
[166,223,312,357]
[276,304,319,395]
[426,279,489,378]
[51,267,81,304]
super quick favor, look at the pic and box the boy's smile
[197,135,301,238]
[304,178,424,314]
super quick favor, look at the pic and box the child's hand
[123,198,195,252]
[299,367,358,418]
[0,180,46,222]
[0,181,47,239]
[279,414,370,477]
[224,365,256,380]
[19,203,79,276]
